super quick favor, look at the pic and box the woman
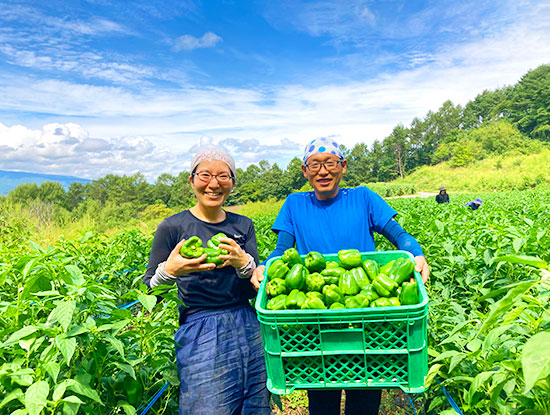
[143,147,270,415]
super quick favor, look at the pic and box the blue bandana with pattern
[303,138,343,163]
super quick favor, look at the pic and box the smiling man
[251,137,429,415]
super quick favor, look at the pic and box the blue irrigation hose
[118,300,140,310]
[435,377,464,415]
[407,393,418,415]
[139,382,170,415]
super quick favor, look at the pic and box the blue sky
[0,0,549,180]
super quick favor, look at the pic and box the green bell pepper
[329,302,345,309]
[301,295,327,309]
[285,263,308,290]
[353,293,370,308]
[372,274,398,297]
[338,249,363,269]
[388,297,401,306]
[390,257,415,285]
[204,247,224,265]
[282,247,302,268]
[344,295,362,309]
[360,286,379,303]
[305,251,326,272]
[379,259,395,275]
[305,272,325,292]
[362,259,380,280]
[180,236,204,258]
[267,294,287,310]
[322,284,343,306]
[350,266,370,290]
[267,278,288,297]
[321,266,346,285]
[370,297,392,308]
[286,289,307,309]
[207,232,229,255]
[268,259,290,280]
[325,261,339,269]
[399,280,419,305]
[339,271,360,296]
[125,378,144,406]
[306,291,323,300]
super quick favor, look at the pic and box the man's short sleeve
[271,196,295,236]
[364,187,398,233]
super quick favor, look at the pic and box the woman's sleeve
[143,221,175,287]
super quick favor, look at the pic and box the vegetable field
[1,189,549,414]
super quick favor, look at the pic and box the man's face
[302,153,347,200]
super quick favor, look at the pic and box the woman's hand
[217,237,250,269]
[164,239,216,276]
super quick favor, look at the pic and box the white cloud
[173,32,223,51]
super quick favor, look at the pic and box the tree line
[2,64,549,216]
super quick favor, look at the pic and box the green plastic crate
[255,250,429,394]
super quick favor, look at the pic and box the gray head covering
[303,137,343,163]
[190,147,236,178]
[440,186,446,191]
[474,198,483,205]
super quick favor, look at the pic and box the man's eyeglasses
[305,160,342,173]
[193,171,234,184]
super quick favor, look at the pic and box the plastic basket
[255,250,429,394]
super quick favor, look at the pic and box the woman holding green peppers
[251,138,429,415]
[143,147,270,415]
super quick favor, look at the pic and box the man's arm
[380,218,429,283]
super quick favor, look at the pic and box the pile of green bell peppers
[179,233,229,265]
[264,249,420,311]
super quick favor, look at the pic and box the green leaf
[137,293,157,313]
[25,381,50,415]
[449,353,468,373]
[477,281,538,335]
[522,331,550,392]
[432,350,461,363]
[64,379,102,404]
[466,338,482,353]
[0,326,38,348]
[64,265,85,286]
[114,362,136,380]
[47,300,76,332]
[105,335,125,359]
[29,241,45,253]
[466,371,494,405]
[512,238,524,253]
[53,382,67,401]
[0,388,23,409]
[55,335,77,365]
[43,362,61,384]
[63,396,84,404]
[424,363,442,389]
[493,255,547,269]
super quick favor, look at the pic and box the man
[251,137,429,415]
[435,186,449,203]
[465,197,483,210]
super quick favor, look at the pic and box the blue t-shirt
[272,187,398,255]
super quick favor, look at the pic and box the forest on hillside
[1,64,549,224]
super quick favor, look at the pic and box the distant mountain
[0,170,91,195]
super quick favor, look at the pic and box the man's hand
[414,255,429,284]
[251,265,266,291]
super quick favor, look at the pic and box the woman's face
[190,160,234,209]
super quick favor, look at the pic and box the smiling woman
[142,146,271,415]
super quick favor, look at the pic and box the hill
[394,149,550,193]
[0,170,91,195]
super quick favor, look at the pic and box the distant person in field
[250,137,430,415]
[466,197,483,210]
[435,186,449,203]
[143,147,270,415]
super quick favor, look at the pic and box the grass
[396,148,550,193]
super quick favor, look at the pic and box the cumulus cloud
[173,32,223,51]
[0,122,298,179]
